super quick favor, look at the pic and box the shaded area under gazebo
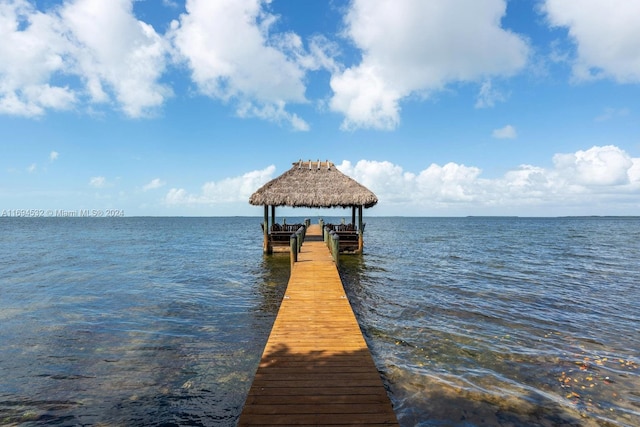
[249,160,378,254]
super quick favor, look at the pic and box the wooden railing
[269,223,306,244]
[322,222,362,258]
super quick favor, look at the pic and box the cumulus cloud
[335,145,639,214]
[492,124,517,139]
[61,0,171,117]
[543,0,640,83]
[169,0,317,130]
[330,0,529,130]
[162,146,638,215]
[553,145,634,186]
[338,160,483,207]
[143,178,166,191]
[0,0,171,118]
[0,0,76,116]
[165,165,275,205]
[337,160,416,203]
[50,151,59,161]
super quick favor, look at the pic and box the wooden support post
[358,205,364,254]
[271,205,276,228]
[263,205,270,254]
[290,233,297,269]
[296,228,303,252]
[331,231,340,268]
[351,206,356,227]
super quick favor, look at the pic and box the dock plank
[239,224,398,426]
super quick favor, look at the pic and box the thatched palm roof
[249,160,378,208]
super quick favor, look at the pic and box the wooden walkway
[239,224,398,426]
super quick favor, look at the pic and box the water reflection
[252,254,291,316]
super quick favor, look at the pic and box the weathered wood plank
[242,403,395,415]
[238,224,398,426]
[245,386,391,398]
[244,393,392,405]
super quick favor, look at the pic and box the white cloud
[475,80,508,109]
[165,188,188,205]
[143,178,166,191]
[338,160,415,203]
[543,0,640,83]
[50,151,59,162]
[0,0,76,116]
[338,160,483,206]
[236,100,309,132]
[416,163,483,202]
[169,0,314,130]
[0,0,171,118]
[330,0,529,130]
[165,165,275,206]
[492,124,517,139]
[60,0,171,117]
[163,147,638,215]
[27,163,36,173]
[629,157,640,184]
[335,145,639,214]
[330,66,402,131]
[553,145,633,186]
[89,176,106,188]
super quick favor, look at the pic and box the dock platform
[239,224,398,426]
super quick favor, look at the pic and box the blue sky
[1,0,639,217]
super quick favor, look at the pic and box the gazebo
[249,160,378,254]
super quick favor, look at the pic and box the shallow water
[342,217,640,426]
[0,217,289,426]
[1,217,638,426]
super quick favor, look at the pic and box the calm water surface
[1,217,639,426]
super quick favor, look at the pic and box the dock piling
[290,234,298,269]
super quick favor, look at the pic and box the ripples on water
[0,218,289,426]
[341,217,640,427]
[1,217,639,426]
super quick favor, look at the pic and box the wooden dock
[239,224,398,426]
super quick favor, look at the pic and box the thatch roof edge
[249,160,378,208]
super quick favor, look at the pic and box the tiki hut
[249,160,378,254]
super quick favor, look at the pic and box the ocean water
[1,217,638,426]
